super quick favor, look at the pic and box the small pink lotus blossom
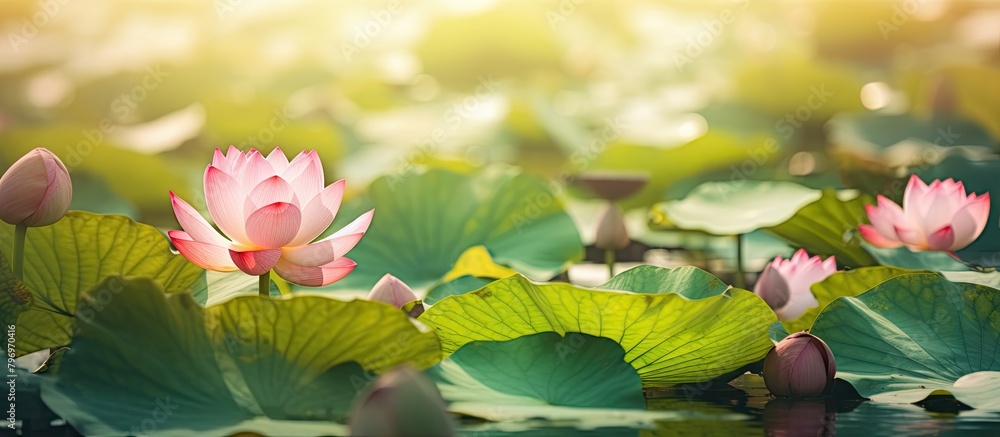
[859,175,989,252]
[368,274,418,309]
[0,148,72,227]
[754,249,836,321]
[169,146,373,286]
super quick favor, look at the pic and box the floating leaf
[764,190,877,268]
[315,167,582,292]
[42,276,441,435]
[655,181,822,235]
[429,332,697,426]
[811,273,1000,409]
[0,212,203,356]
[420,274,776,387]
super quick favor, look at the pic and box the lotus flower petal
[291,180,345,246]
[246,175,299,209]
[245,202,302,248]
[169,192,229,246]
[858,225,904,248]
[229,247,282,276]
[927,225,956,251]
[168,230,238,271]
[281,209,373,266]
[274,256,357,286]
[239,149,276,189]
[265,146,289,173]
[204,166,250,244]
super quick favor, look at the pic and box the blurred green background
[1,0,998,227]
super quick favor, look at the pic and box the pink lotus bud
[763,332,836,398]
[594,203,629,251]
[368,274,418,309]
[350,366,455,436]
[859,175,990,252]
[0,148,72,227]
[753,249,836,320]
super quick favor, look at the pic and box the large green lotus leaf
[862,243,969,271]
[764,189,877,268]
[942,270,1000,289]
[430,332,708,427]
[656,181,822,235]
[0,212,203,356]
[810,273,1000,409]
[42,276,441,435]
[916,155,1000,262]
[783,266,915,333]
[589,132,776,210]
[598,265,730,299]
[419,274,776,387]
[315,166,582,292]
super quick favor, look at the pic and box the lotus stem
[259,270,270,298]
[734,233,746,289]
[605,249,615,279]
[12,223,26,280]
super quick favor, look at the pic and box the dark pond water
[456,375,1000,436]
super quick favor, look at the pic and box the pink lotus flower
[754,249,836,321]
[169,146,373,286]
[0,148,72,227]
[859,175,989,252]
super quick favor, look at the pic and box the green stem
[605,249,616,279]
[12,223,26,280]
[734,234,746,289]
[259,270,270,298]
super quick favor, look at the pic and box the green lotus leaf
[598,265,730,299]
[811,273,1000,409]
[862,243,969,271]
[315,166,582,292]
[656,181,822,236]
[783,266,915,333]
[764,189,877,268]
[0,212,203,356]
[419,274,776,387]
[430,332,699,426]
[916,155,1000,263]
[41,276,441,435]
